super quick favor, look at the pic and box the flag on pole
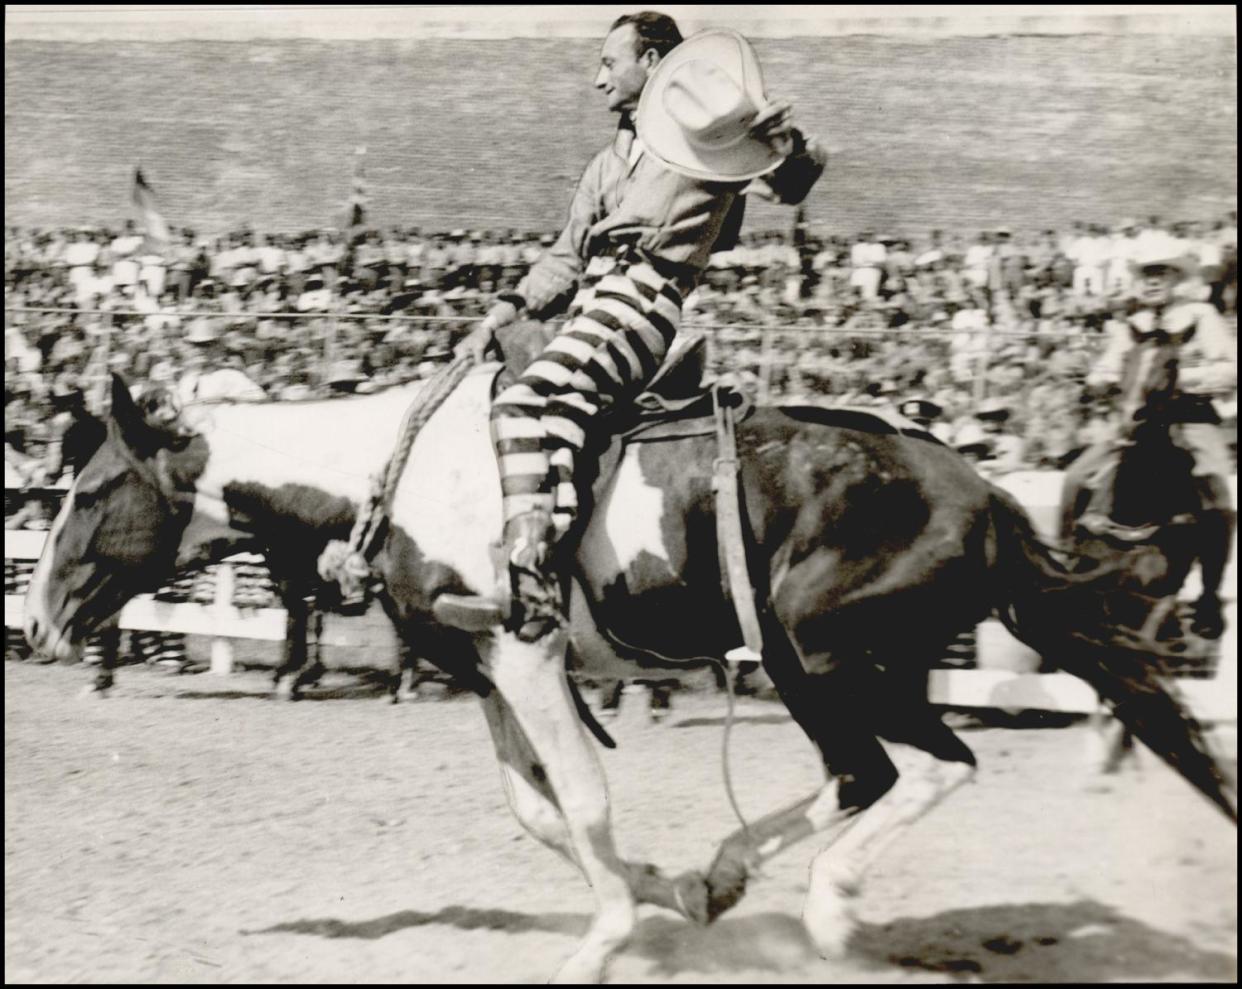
[132,168,171,255]
[345,146,367,230]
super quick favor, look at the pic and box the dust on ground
[5,660,1237,983]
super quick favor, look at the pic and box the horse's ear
[109,373,164,456]
[110,373,141,431]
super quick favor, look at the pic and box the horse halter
[109,421,200,526]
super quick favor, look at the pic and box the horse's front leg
[479,687,697,918]
[273,589,311,700]
[483,629,636,984]
[87,624,120,695]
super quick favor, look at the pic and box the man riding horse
[446,13,828,641]
[1070,233,1237,637]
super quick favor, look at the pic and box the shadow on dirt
[248,899,1235,982]
[629,898,1236,981]
[244,905,587,940]
[670,713,793,729]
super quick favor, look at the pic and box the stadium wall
[4,32,1237,236]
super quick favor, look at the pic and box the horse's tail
[986,490,1236,823]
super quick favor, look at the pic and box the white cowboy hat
[184,318,220,345]
[636,29,784,183]
[954,422,993,454]
[1129,234,1198,276]
[327,359,364,386]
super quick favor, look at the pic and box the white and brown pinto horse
[25,372,1235,982]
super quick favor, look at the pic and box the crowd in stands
[5,214,1237,679]
[6,212,1239,506]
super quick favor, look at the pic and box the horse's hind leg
[686,624,901,927]
[802,696,976,959]
[483,630,636,984]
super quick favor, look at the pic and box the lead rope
[599,626,758,867]
[318,352,476,597]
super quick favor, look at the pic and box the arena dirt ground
[5,659,1237,984]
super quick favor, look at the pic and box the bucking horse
[24,361,1236,982]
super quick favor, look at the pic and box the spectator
[849,231,885,300]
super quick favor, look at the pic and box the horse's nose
[24,614,42,651]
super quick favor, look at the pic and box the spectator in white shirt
[962,231,993,289]
[849,232,886,301]
[64,229,100,304]
[110,220,143,288]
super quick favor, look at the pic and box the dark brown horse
[1061,336,1234,647]
[24,371,1235,982]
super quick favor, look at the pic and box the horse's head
[24,375,208,662]
[1122,334,1181,438]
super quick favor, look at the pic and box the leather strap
[711,386,765,658]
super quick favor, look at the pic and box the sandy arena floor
[5,660,1237,984]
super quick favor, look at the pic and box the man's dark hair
[610,11,683,59]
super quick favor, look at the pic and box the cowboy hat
[899,397,943,420]
[976,397,1011,421]
[327,359,365,387]
[954,423,993,455]
[636,29,784,182]
[1129,234,1198,276]
[184,318,220,345]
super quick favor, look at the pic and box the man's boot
[502,510,564,641]
[433,510,564,641]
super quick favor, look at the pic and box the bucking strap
[711,387,765,659]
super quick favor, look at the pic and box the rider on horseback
[445,14,827,641]
[1076,233,1237,634]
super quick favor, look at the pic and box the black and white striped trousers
[490,261,683,532]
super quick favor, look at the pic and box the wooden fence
[4,474,1236,719]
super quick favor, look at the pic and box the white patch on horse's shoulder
[592,448,669,570]
[389,372,502,592]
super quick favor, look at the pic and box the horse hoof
[803,886,857,960]
[703,847,751,922]
[670,870,711,926]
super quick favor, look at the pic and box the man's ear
[641,48,662,72]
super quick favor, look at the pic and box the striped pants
[491,262,683,533]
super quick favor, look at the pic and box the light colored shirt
[1087,301,1237,398]
[518,121,826,318]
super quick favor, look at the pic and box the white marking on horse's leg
[481,690,696,918]
[480,691,574,864]
[693,779,858,924]
[803,748,975,959]
[485,630,635,984]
